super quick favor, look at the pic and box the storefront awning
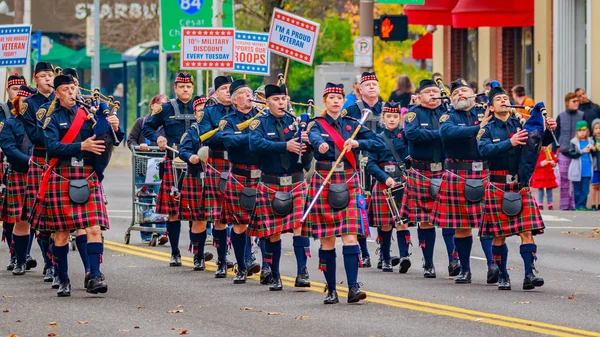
[451,0,534,28]
[412,33,432,59]
[404,0,459,26]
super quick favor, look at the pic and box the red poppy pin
[510,132,515,137]
[345,125,351,131]
[474,121,479,125]
[284,128,290,134]
[396,133,402,139]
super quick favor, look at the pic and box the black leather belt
[445,161,488,171]
[260,172,304,186]
[56,157,91,167]
[32,147,46,157]
[230,166,261,179]
[315,160,353,171]
[411,161,444,172]
[490,174,519,184]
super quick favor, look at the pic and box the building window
[522,27,534,96]
[450,28,478,83]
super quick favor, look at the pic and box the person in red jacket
[531,146,559,210]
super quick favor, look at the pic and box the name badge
[251,169,262,179]
[458,123,466,126]
[71,157,84,167]
[420,123,429,126]
[59,123,68,127]
[321,134,330,137]
[430,162,442,172]
[472,161,483,171]
[267,132,276,136]
[334,162,345,172]
[234,131,242,134]
[384,165,396,173]
[279,176,293,186]
[223,151,228,160]
[492,138,500,143]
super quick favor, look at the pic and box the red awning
[452,0,534,28]
[404,0,459,26]
[412,33,433,59]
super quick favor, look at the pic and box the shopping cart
[124,146,169,246]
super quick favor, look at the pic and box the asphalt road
[1,164,600,337]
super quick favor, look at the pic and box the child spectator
[591,119,600,210]
[568,121,596,210]
[531,146,558,210]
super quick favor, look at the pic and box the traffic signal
[374,15,408,42]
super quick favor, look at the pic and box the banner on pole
[232,31,270,76]
[181,28,235,70]
[0,24,32,67]
[268,9,319,66]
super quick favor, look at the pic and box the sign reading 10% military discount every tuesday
[180,28,235,70]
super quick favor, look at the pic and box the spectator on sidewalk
[511,85,535,119]
[568,120,596,210]
[388,75,413,108]
[575,88,600,129]
[342,75,362,111]
[531,146,558,210]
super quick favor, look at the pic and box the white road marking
[541,214,572,222]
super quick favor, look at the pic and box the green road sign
[160,0,235,53]
[376,0,425,4]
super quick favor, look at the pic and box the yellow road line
[104,240,600,337]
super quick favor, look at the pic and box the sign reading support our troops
[232,31,270,76]
[268,8,320,66]
[180,27,235,70]
[0,24,32,67]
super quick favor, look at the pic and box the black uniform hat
[7,73,26,87]
[229,79,249,95]
[174,72,193,84]
[61,68,79,80]
[17,85,37,98]
[53,75,74,89]
[418,79,436,92]
[214,75,233,90]
[323,82,344,97]
[34,62,53,75]
[488,85,508,102]
[382,101,401,114]
[265,84,287,98]
[450,78,469,93]
[360,72,378,84]
[192,95,207,110]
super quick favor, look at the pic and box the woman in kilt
[366,102,411,273]
[477,84,557,291]
[35,74,122,297]
[304,82,384,304]
[179,95,214,271]
[0,85,36,275]
[248,83,313,291]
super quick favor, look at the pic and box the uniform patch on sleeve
[405,112,416,123]
[306,121,315,132]
[476,128,486,141]
[195,110,204,123]
[151,105,162,115]
[20,102,28,116]
[180,132,188,144]
[218,119,228,131]
[439,114,450,123]
[249,119,261,130]
[36,108,47,121]
[42,117,52,129]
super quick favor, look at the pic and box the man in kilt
[304,82,385,304]
[248,83,313,291]
[142,72,196,267]
[477,84,556,291]
[179,95,214,271]
[366,102,411,273]
[401,79,460,278]
[432,78,498,285]
[0,85,35,275]
[219,79,263,284]
[197,75,234,278]
[34,74,121,297]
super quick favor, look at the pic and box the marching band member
[304,82,384,304]
[432,78,497,284]
[142,72,196,267]
[248,83,313,290]
[401,79,460,278]
[477,84,556,290]
[366,102,411,273]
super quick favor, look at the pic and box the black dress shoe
[391,256,400,267]
[6,256,16,271]
[215,262,227,278]
[498,275,512,290]
[269,276,283,291]
[44,266,55,282]
[347,285,367,303]
[361,256,371,268]
[260,266,273,285]
[455,270,472,284]
[57,282,71,297]
[233,269,247,284]
[246,261,260,277]
[169,253,182,267]
[487,264,500,284]
[86,276,108,294]
[523,273,544,290]
[193,255,205,271]
[52,275,60,289]
[12,263,26,275]
[399,257,411,274]
[423,264,436,278]
[203,252,214,262]
[294,267,311,287]
[448,260,461,277]
[382,259,393,272]
[25,256,37,270]
[323,289,339,304]
[84,271,91,288]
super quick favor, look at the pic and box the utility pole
[359,0,374,73]
[92,0,101,89]
[159,22,167,95]
[211,0,224,86]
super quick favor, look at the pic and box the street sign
[353,37,373,68]
[268,8,320,66]
[374,15,409,42]
[232,31,270,76]
[0,24,32,67]
[180,27,235,70]
[376,0,425,4]
[160,0,235,53]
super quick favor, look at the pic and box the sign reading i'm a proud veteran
[0,24,32,67]
[181,27,235,70]
[268,8,319,66]
[232,31,270,76]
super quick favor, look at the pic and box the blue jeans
[573,177,591,209]
[537,188,554,204]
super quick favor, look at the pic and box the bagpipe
[198,96,267,143]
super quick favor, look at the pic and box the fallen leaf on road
[2,309,8,312]
[134,326,140,329]
[561,231,572,234]
[572,248,580,250]
[8,334,18,337]
[554,296,565,299]
[284,252,294,256]
[574,292,584,295]
[240,307,254,311]
[112,254,125,257]
[47,334,57,337]
[77,321,89,325]
[128,265,137,268]
[118,329,130,332]
[265,312,280,316]
[168,310,184,314]
[137,306,145,310]
[48,322,57,325]
[15,320,21,322]
[2,295,13,298]
[568,295,575,299]
[171,328,187,331]
[177,305,184,308]
[515,301,530,304]
[180,330,188,335]
[295,316,310,320]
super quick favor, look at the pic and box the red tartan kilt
[368,183,396,228]
[156,159,180,217]
[400,168,444,223]
[33,166,109,232]
[480,181,545,237]
[431,169,488,229]
[1,171,28,223]
[247,180,306,238]
[202,157,229,222]
[22,155,46,221]
[302,169,370,239]
[220,165,259,225]
[179,173,203,221]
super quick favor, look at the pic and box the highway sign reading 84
[354,36,373,67]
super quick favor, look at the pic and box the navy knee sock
[319,248,336,291]
[2,223,14,251]
[259,237,267,267]
[358,236,370,258]
[188,231,200,256]
[87,242,103,279]
[54,244,69,283]
[380,230,392,261]
[442,228,457,263]
[454,236,473,272]
[396,230,411,257]
[166,221,181,255]
[480,236,494,267]
[230,231,247,270]
[343,245,361,289]
[37,232,52,269]
[492,244,509,277]
[266,240,282,278]
[520,243,537,277]
[27,231,35,257]
[213,229,228,264]
[13,234,29,265]
[293,236,310,274]
[417,227,436,266]
[244,234,253,263]
[75,235,90,272]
